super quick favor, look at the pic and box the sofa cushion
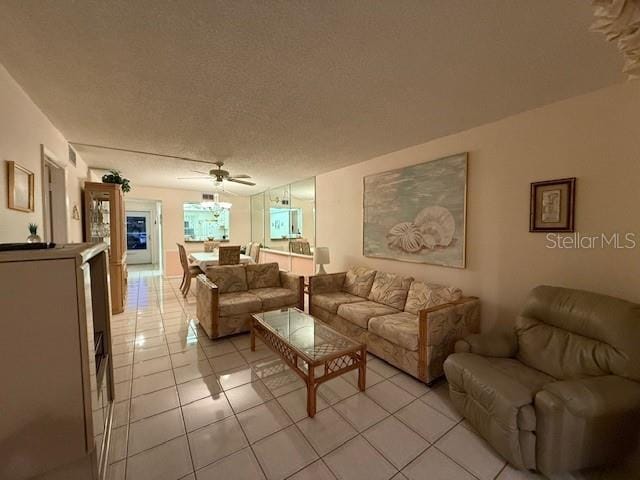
[312,292,365,314]
[337,301,400,329]
[367,272,414,310]
[245,263,281,289]
[205,265,248,293]
[404,281,462,315]
[249,287,298,311]
[218,292,262,317]
[445,353,554,432]
[368,312,419,351]
[343,266,377,298]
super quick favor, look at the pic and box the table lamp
[314,247,330,275]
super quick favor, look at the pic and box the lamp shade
[314,247,330,265]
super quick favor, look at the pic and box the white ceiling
[0,1,623,196]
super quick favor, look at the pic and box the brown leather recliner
[444,285,640,476]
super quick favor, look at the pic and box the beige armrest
[535,375,640,475]
[279,271,304,309]
[454,332,517,358]
[541,375,640,418]
[196,274,219,338]
[417,296,481,382]
[308,272,346,295]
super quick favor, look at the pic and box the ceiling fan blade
[227,178,256,186]
[177,176,213,180]
[230,174,251,179]
[190,169,210,175]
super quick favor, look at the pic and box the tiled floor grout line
[197,368,412,478]
[130,277,313,475]
[230,400,272,479]
[494,463,509,480]
[114,272,496,480]
[121,275,193,477]
[163,279,198,480]
[432,443,484,480]
[121,270,141,480]
[125,344,430,475]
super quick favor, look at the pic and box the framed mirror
[7,160,35,212]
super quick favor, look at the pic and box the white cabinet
[0,243,114,480]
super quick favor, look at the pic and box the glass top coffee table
[251,307,366,417]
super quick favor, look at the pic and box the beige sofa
[309,266,480,384]
[196,262,304,339]
[444,285,640,476]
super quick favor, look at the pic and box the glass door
[126,211,152,264]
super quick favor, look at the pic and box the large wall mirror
[251,177,315,255]
[183,202,230,241]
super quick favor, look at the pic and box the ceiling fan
[69,143,257,187]
[178,161,255,186]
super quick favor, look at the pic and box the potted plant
[27,223,41,243]
[101,170,131,193]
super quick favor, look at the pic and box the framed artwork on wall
[363,152,468,269]
[6,160,35,213]
[529,177,576,232]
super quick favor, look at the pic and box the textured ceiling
[0,0,623,195]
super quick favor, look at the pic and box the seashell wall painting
[387,206,456,253]
[363,153,467,268]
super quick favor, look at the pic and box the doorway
[41,145,67,243]
[125,199,162,269]
[126,211,152,264]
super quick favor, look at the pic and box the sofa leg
[426,376,446,388]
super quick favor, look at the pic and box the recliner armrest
[309,272,346,294]
[535,375,640,475]
[541,375,640,418]
[454,332,517,358]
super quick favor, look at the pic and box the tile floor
[105,269,614,480]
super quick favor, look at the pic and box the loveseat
[196,262,304,339]
[309,266,480,384]
[444,285,640,476]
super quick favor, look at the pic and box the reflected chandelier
[201,192,231,219]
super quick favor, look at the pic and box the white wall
[316,81,640,331]
[0,63,88,242]
[124,184,251,275]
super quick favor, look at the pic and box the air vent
[202,193,215,201]
[68,145,77,166]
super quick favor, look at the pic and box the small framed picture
[530,177,575,232]
[7,160,35,213]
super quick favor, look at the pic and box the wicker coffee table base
[250,318,366,417]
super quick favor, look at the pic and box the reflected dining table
[188,251,254,271]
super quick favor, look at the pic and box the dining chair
[249,242,261,263]
[289,240,302,254]
[176,243,203,296]
[299,241,311,255]
[289,240,311,255]
[218,245,241,265]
